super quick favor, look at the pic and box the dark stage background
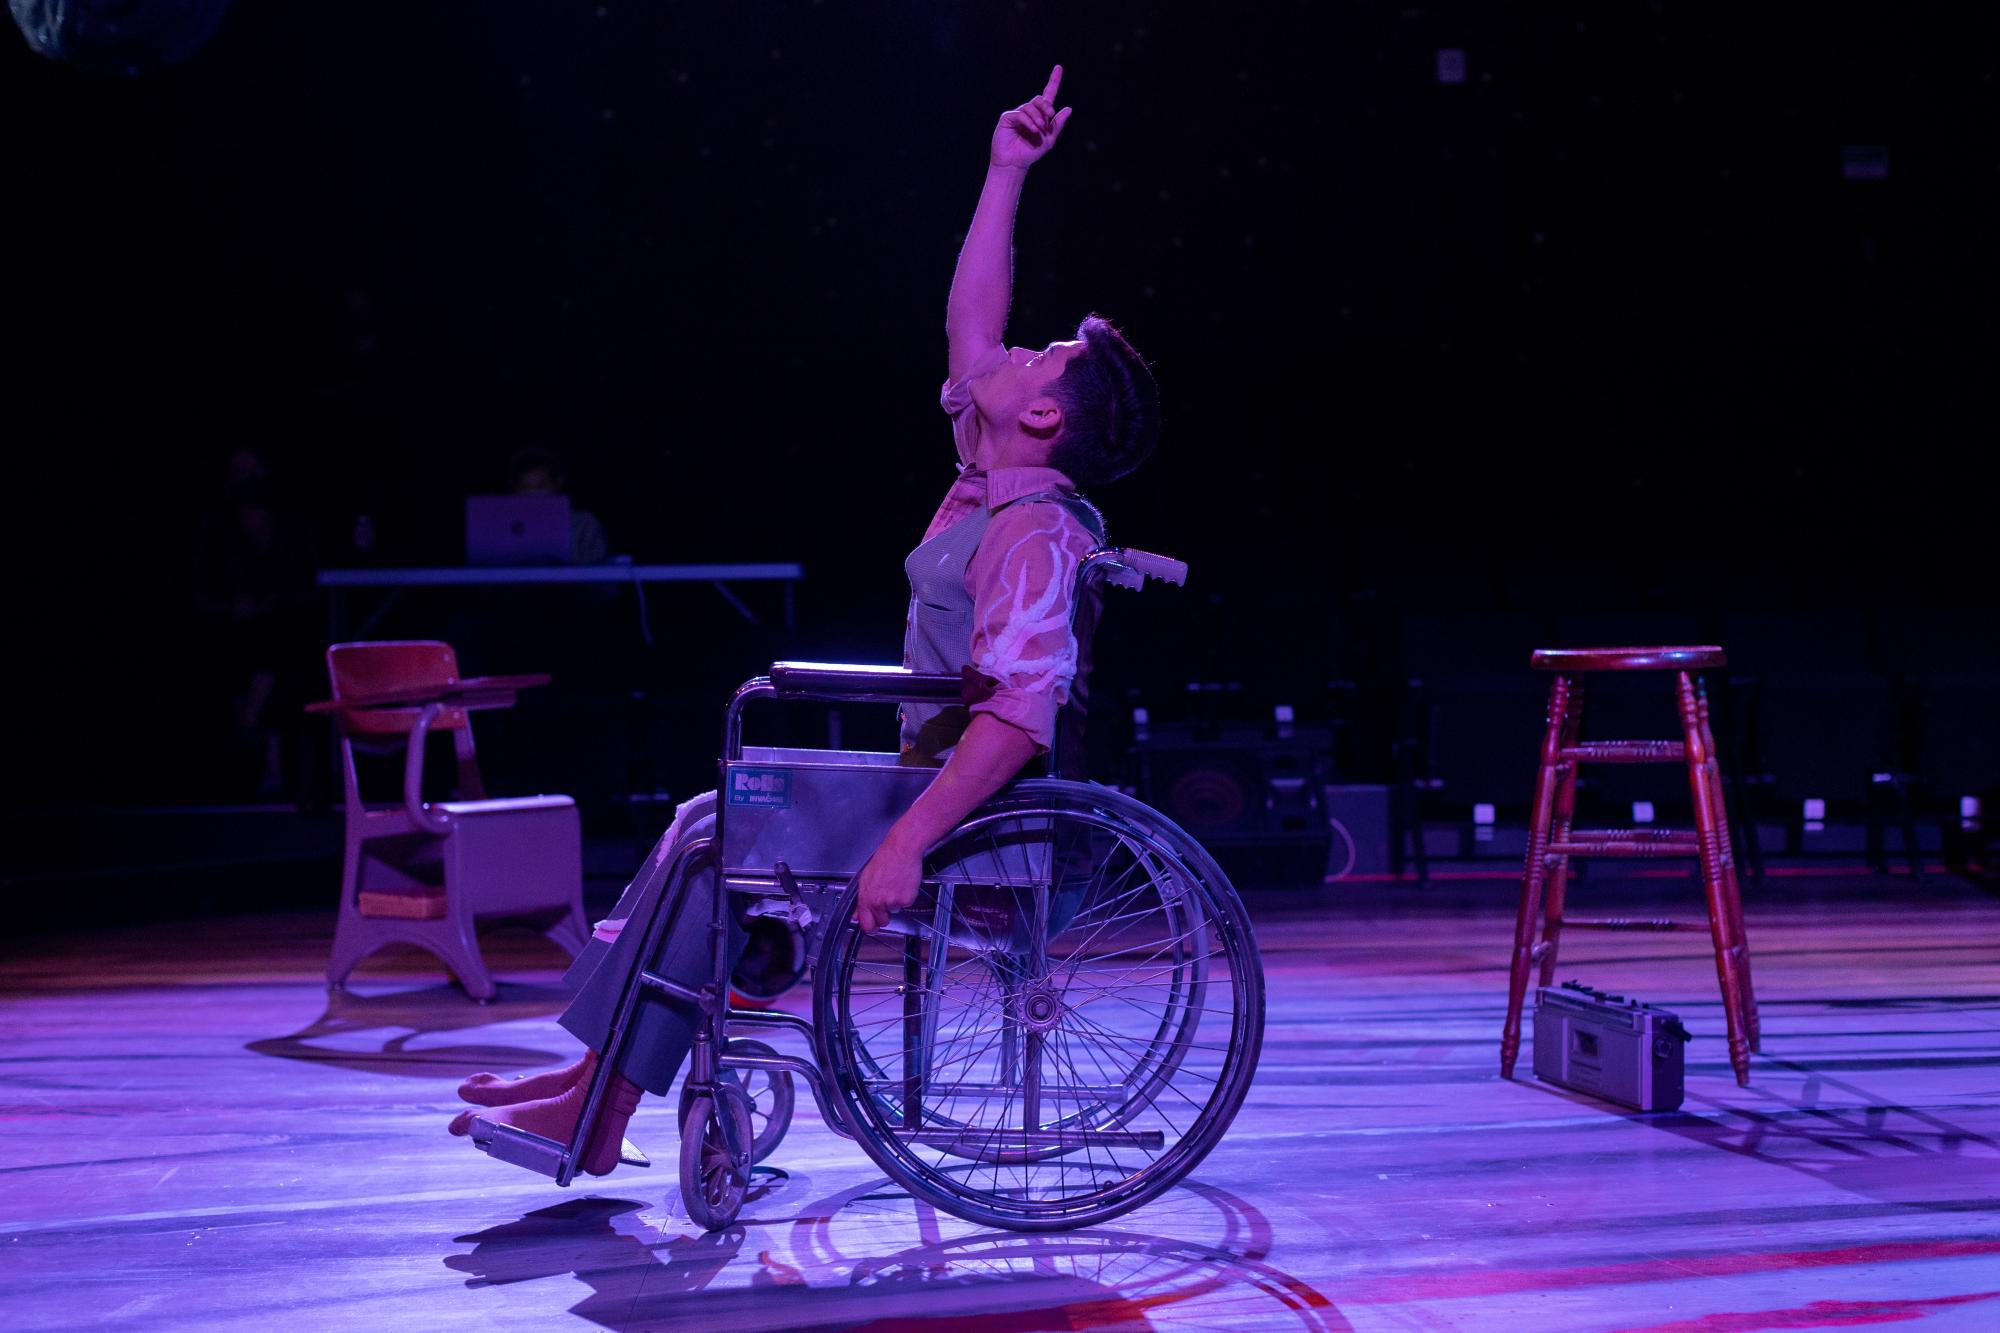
[3,4,1994,880]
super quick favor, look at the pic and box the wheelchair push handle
[1082,546,1188,592]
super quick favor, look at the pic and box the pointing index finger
[1043,65,1063,102]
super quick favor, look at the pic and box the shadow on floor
[246,980,572,1078]
[1602,1051,2000,1207]
[446,1181,1347,1330]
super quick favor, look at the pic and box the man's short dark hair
[1046,314,1160,487]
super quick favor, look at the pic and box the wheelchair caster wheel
[682,1039,795,1166]
[679,1084,753,1232]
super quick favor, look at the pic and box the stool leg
[1714,675,1765,885]
[1503,673,1573,1079]
[1681,671,1752,1085]
[1538,680,1585,988]
[1695,684,1760,1052]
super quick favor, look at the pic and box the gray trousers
[557,792,747,1096]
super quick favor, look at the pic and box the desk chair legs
[326,834,501,1002]
[328,914,498,1002]
[326,841,589,1005]
[546,902,591,960]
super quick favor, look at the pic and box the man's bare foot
[449,1069,643,1176]
[458,1051,595,1107]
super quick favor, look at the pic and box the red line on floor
[1349,1238,2000,1303]
[1610,1288,2000,1331]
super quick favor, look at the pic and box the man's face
[975,339,1086,424]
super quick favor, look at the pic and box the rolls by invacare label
[728,768,792,808]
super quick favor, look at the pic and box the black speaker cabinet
[1324,783,1393,876]
[1134,728,1333,888]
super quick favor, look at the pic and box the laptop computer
[465,494,572,565]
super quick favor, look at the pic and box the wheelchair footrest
[467,1118,568,1178]
[913,1127,1167,1153]
[466,1119,652,1177]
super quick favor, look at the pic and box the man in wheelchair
[448,65,1164,1176]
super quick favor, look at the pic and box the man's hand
[949,65,1075,378]
[991,65,1073,170]
[854,838,923,934]
[852,716,1038,934]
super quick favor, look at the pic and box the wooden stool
[1500,646,1761,1087]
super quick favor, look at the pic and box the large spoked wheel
[678,1083,754,1231]
[813,780,1264,1231]
[679,1038,796,1166]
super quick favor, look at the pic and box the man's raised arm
[945,66,1074,383]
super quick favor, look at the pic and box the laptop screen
[464,494,572,565]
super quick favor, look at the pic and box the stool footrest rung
[1560,741,1687,764]
[1552,829,1701,857]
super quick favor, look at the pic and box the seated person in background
[450,65,1161,1174]
[510,445,610,564]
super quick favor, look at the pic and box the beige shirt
[910,350,1100,751]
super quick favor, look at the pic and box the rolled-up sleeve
[963,501,1099,751]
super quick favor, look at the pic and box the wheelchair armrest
[768,661,963,703]
[1084,546,1189,592]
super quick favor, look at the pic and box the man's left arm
[853,714,1037,933]
[854,503,1095,933]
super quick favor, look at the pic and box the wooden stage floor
[4,874,1998,1331]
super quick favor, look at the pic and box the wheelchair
[473,548,1266,1232]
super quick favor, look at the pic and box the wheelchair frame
[471,548,1267,1231]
